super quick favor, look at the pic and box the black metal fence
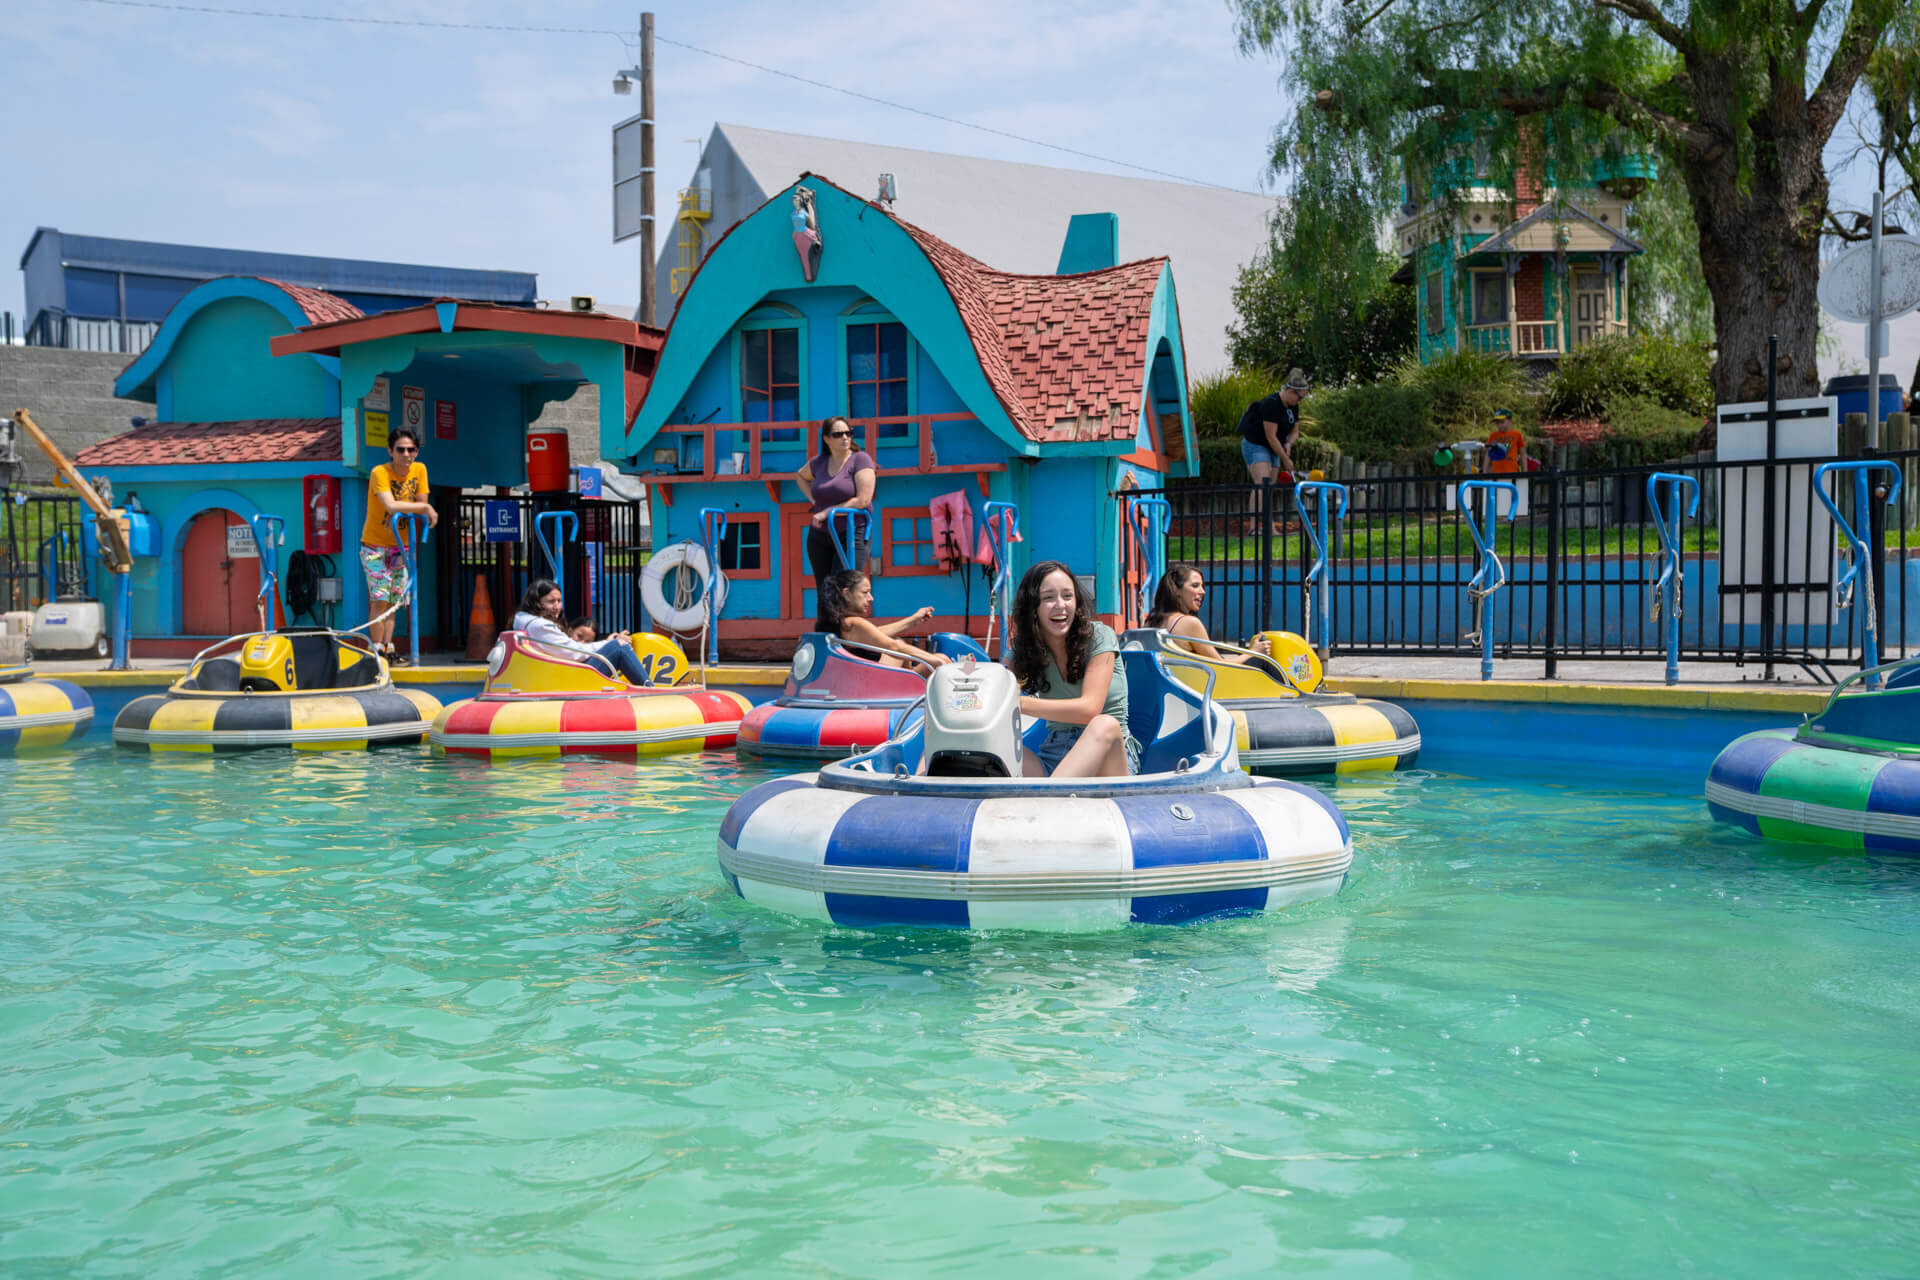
[434,493,651,650]
[1132,449,1920,680]
[0,488,90,614]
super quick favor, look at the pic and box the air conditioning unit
[570,295,597,313]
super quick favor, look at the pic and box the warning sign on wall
[434,399,457,441]
[364,410,389,449]
[401,386,426,435]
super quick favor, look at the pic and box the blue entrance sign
[483,501,521,542]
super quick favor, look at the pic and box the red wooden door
[181,510,259,635]
[780,502,814,624]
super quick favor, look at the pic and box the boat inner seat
[182,633,383,693]
[1121,649,1216,774]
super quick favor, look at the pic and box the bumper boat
[1123,629,1419,775]
[431,631,750,758]
[0,662,94,752]
[114,631,441,752]
[1707,657,1920,853]
[737,631,991,760]
[718,651,1353,931]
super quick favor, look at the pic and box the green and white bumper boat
[1707,658,1920,853]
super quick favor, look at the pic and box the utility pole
[640,11,656,328]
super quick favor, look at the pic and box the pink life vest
[928,490,975,571]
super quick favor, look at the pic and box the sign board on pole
[1818,235,1920,322]
[613,110,649,243]
[434,399,458,441]
[401,386,426,436]
[483,501,521,543]
[1715,396,1838,627]
[364,411,389,449]
[364,375,391,412]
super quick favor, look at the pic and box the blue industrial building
[18,228,538,353]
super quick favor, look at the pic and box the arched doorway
[181,509,259,635]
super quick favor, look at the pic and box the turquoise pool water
[2,744,1915,1277]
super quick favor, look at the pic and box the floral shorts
[360,543,410,603]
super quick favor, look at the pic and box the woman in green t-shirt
[1007,560,1139,777]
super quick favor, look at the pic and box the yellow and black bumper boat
[0,662,94,753]
[1123,629,1419,776]
[114,631,442,752]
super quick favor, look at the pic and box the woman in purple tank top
[793,415,878,583]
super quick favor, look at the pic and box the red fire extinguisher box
[304,475,342,554]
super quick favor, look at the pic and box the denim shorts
[1240,438,1278,469]
[1031,724,1142,776]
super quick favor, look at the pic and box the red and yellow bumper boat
[430,632,749,759]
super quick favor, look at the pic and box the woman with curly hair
[815,570,947,672]
[1007,560,1138,777]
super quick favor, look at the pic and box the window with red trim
[742,328,800,443]
[717,512,771,579]
[846,322,910,439]
[882,508,941,576]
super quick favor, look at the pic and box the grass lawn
[1169,518,1920,564]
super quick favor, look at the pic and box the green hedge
[1189,369,1278,439]
[1299,384,1440,464]
[1541,331,1713,420]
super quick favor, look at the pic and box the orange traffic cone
[464,574,497,661]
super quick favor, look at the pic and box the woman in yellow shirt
[359,429,438,663]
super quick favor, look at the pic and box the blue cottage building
[622,174,1199,658]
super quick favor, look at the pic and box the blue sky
[8,0,1904,381]
[5,0,1289,322]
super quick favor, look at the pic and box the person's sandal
[389,648,410,667]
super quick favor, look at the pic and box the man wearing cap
[1237,367,1310,489]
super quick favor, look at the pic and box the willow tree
[1233,0,1903,404]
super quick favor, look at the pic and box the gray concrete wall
[0,347,149,483]
[526,381,603,467]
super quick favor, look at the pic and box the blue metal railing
[389,513,429,668]
[1813,460,1905,684]
[983,500,1019,660]
[533,510,578,583]
[249,513,285,631]
[1295,480,1348,655]
[1646,472,1700,686]
[1458,479,1519,681]
[698,507,727,666]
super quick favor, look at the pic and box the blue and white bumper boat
[717,651,1353,931]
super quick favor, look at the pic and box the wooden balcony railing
[645,412,1006,505]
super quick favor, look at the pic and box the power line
[68,0,1253,192]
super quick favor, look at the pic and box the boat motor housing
[923,658,1023,777]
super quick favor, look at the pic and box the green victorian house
[1392,140,1656,374]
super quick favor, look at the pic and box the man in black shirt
[1238,367,1310,485]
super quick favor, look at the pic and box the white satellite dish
[1818,234,1920,323]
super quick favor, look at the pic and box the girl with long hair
[1144,563,1272,664]
[512,579,651,685]
[1008,561,1137,777]
[815,570,947,671]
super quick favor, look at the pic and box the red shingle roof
[258,278,364,326]
[75,418,342,467]
[891,213,1166,444]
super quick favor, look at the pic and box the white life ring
[642,541,728,632]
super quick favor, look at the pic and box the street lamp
[613,67,639,94]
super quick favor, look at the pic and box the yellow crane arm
[12,407,133,573]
